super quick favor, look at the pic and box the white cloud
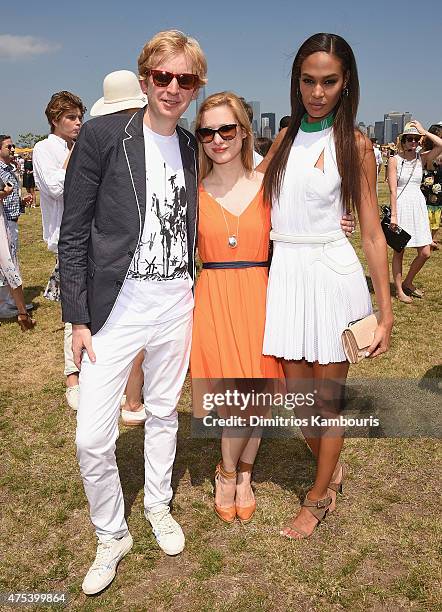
[0,34,61,60]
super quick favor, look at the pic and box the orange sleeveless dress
[190,186,281,379]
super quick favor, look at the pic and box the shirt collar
[48,133,69,150]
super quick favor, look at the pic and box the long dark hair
[263,33,361,213]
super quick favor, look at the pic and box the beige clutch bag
[342,312,380,364]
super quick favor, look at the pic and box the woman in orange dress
[191,92,281,524]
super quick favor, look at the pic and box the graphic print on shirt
[128,161,188,281]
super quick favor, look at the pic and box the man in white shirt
[58,31,206,595]
[33,91,86,410]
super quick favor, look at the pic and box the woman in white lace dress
[388,121,442,302]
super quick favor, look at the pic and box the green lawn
[0,185,441,611]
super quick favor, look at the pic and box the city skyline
[2,0,440,140]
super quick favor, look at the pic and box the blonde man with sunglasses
[58,31,206,595]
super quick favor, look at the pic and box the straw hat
[90,70,146,117]
[399,122,421,139]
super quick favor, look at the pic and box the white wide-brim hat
[90,70,147,117]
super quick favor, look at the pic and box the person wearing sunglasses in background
[58,30,206,595]
[388,121,442,302]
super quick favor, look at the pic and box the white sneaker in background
[121,405,147,426]
[146,505,185,555]
[65,385,80,410]
[82,532,133,595]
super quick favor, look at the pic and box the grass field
[0,182,441,611]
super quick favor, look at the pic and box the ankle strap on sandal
[237,461,253,473]
[216,461,237,479]
[302,494,332,521]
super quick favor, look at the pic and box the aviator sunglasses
[196,124,238,143]
[405,136,420,143]
[149,69,199,90]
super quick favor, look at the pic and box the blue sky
[2,0,440,140]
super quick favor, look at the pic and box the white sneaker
[121,405,147,427]
[82,532,133,595]
[65,385,80,410]
[146,505,185,555]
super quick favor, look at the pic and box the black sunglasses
[405,136,420,143]
[196,124,238,143]
[5,144,15,150]
[149,70,199,90]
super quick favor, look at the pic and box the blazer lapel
[123,107,146,231]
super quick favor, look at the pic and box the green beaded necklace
[300,112,334,132]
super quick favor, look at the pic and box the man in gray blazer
[58,30,207,595]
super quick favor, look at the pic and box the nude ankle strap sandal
[328,463,345,494]
[282,493,332,539]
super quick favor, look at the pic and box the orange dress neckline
[199,184,262,218]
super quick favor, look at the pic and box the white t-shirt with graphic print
[110,124,193,326]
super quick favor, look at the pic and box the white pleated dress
[263,125,372,364]
[395,154,432,248]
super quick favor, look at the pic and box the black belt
[202,260,269,269]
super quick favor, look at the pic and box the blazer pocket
[87,256,96,278]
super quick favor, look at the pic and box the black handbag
[381,206,411,252]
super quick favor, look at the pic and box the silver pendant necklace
[217,201,240,248]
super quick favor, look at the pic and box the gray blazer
[58,107,198,335]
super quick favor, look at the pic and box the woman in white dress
[262,33,393,538]
[388,121,442,302]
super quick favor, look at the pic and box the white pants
[76,310,193,540]
[63,322,78,376]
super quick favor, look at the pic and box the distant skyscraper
[196,86,207,115]
[384,112,403,133]
[380,112,414,144]
[261,112,276,138]
[403,112,412,127]
[384,117,392,143]
[366,124,375,139]
[247,100,261,136]
[375,121,384,144]
[358,121,367,135]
